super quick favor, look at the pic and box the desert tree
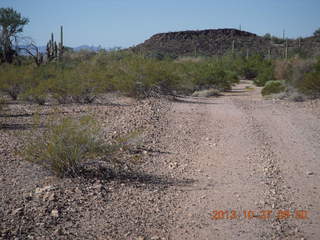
[263,33,272,40]
[0,7,29,63]
[18,37,44,66]
[314,28,320,37]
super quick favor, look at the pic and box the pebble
[151,236,160,240]
[53,227,63,236]
[51,209,59,217]
[43,192,55,202]
[93,184,102,190]
[12,208,23,216]
[35,185,53,194]
[261,200,267,205]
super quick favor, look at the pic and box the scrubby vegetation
[0,6,319,104]
[0,96,6,113]
[261,80,285,96]
[269,58,320,99]
[23,115,111,177]
[287,58,320,97]
[1,47,319,103]
[1,7,319,103]
[236,55,274,86]
[0,50,243,102]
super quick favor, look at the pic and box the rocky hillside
[133,28,320,58]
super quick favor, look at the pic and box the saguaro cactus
[59,25,64,59]
[232,40,235,56]
[285,39,288,59]
[46,26,64,62]
[46,33,55,61]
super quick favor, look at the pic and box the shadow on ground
[73,162,196,189]
[172,97,218,105]
[0,123,41,130]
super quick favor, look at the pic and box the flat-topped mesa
[134,28,273,57]
[133,28,320,57]
[149,28,257,41]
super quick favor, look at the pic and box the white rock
[35,185,53,194]
[12,208,23,215]
[51,209,59,217]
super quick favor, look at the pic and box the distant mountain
[18,45,106,56]
[72,45,103,52]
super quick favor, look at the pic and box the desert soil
[167,80,320,240]
[1,80,320,240]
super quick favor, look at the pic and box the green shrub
[285,58,320,97]
[237,56,263,79]
[285,59,315,86]
[261,80,285,96]
[23,62,108,104]
[0,51,258,103]
[110,54,182,97]
[0,97,6,113]
[234,56,274,85]
[24,116,111,177]
[298,67,320,96]
[239,61,259,79]
[180,59,239,91]
[24,86,48,105]
[255,67,274,87]
[314,28,320,37]
[0,64,32,100]
[21,63,57,104]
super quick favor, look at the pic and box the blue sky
[1,0,320,48]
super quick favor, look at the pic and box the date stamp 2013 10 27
[211,209,309,220]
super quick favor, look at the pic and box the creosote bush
[255,66,274,87]
[0,96,6,113]
[0,50,243,101]
[285,58,320,97]
[297,59,320,97]
[2,49,319,101]
[0,64,32,100]
[261,80,285,96]
[24,115,111,177]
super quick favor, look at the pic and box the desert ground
[1,80,320,240]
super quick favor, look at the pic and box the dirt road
[1,80,319,239]
[164,81,320,239]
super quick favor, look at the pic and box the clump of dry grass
[23,115,112,177]
[192,88,222,97]
[274,60,290,80]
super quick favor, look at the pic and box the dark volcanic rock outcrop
[133,28,320,58]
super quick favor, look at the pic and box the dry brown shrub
[274,60,290,80]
